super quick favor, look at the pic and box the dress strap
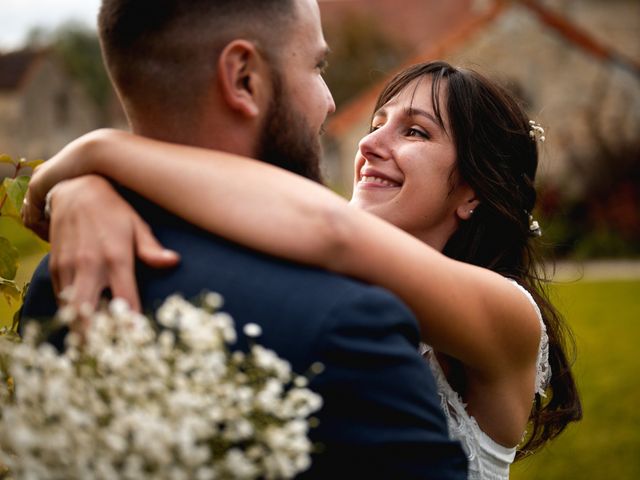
[507,280,551,397]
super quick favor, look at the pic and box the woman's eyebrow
[406,106,450,137]
[404,107,442,128]
[372,107,388,120]
[373,105,448,135]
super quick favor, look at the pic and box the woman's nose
[358,126,391,162]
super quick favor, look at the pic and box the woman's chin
[349,196,387,218]
[348,195,371,211]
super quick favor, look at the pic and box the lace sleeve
[507,280,551,397]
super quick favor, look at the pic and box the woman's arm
[26,129,541,377]
[26,129,349,263]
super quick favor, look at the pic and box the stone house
[321,0,640,201]
[0,49,102,162]
[320,0,480,50]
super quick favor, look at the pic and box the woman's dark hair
[373,61,582,457]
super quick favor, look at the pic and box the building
[0,49,102,162]
[322,0,640,201]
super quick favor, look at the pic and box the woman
[24,61,581,478]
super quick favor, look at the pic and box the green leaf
[20,158,45,170]
[0,216,49,259]
[0,325,21,342]
[0,154,17,167]
[0,237,19,281]
[12,282,29,331]
[0,176,29,218]
[0,280,21,309]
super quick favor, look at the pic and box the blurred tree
[539,77,640,259]
[323,13,408,108]
[27,22,113,122]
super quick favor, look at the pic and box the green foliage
[52,23,112,111]
[0,155,49,330]
[572,228,640,259]
[512,279,640,480]
[537,124,640,260]
[539,209,640,260]
[0,238,18,282]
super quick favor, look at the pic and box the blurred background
[1,0,639,260]
[1,0,639,478]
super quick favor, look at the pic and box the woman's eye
[370,125,382,132]
[408,127,429,139]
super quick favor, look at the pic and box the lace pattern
[507,280,551,397]
[421,344,515,479]
[419,280,551,479]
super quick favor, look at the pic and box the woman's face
[350,77,477,250]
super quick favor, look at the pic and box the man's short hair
[98,0,296,119]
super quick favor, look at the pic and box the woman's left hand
[44,175,180,311]
[22,130,116,240]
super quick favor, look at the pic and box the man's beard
[256,72,324,184]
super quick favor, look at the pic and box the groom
[22,1,466,477]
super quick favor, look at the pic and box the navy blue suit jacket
[21,192,467,479]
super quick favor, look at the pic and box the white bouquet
[0,294,323,479]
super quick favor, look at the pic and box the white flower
[109,297,130,316]
[203,291,224,310]
[293,376,309,388]
[243,322,263,338]
[252,345,292,381]
[0,293,323,479]
[224,448,259,479]
[56,305,77,325]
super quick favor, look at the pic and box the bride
[24,61,582,478]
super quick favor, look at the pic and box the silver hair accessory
[529,120,545,143]
[528,214,542,237]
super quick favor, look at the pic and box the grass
[512,279,640,480]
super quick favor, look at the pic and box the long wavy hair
[372,61,582,457]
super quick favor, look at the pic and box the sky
[0,0,345,50]
[0,0,102,50]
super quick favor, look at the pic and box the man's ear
[456,186,480,221]
[217,40,269,118]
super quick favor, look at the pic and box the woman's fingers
[42,173,179,314]
[105,237,142,312]
[45,176,135,310]
[134,218,180,269]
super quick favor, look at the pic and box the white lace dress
[420,280,551,480]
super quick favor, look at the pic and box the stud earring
[469,209,474,215]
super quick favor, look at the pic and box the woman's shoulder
[505,279,543,323]
[504,278,550,396]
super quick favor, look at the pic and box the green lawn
[512,280,640,480]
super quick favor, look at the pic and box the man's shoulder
[141,215,420,337]
[134,195,413,321]
[128,202,421,363]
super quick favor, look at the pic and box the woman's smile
[357,166,403,189]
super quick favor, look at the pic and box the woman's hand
[46,175,179,311]
[22,129,120,240]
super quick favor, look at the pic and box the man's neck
[130,118,258,158]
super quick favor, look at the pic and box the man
[22,1,467,477]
